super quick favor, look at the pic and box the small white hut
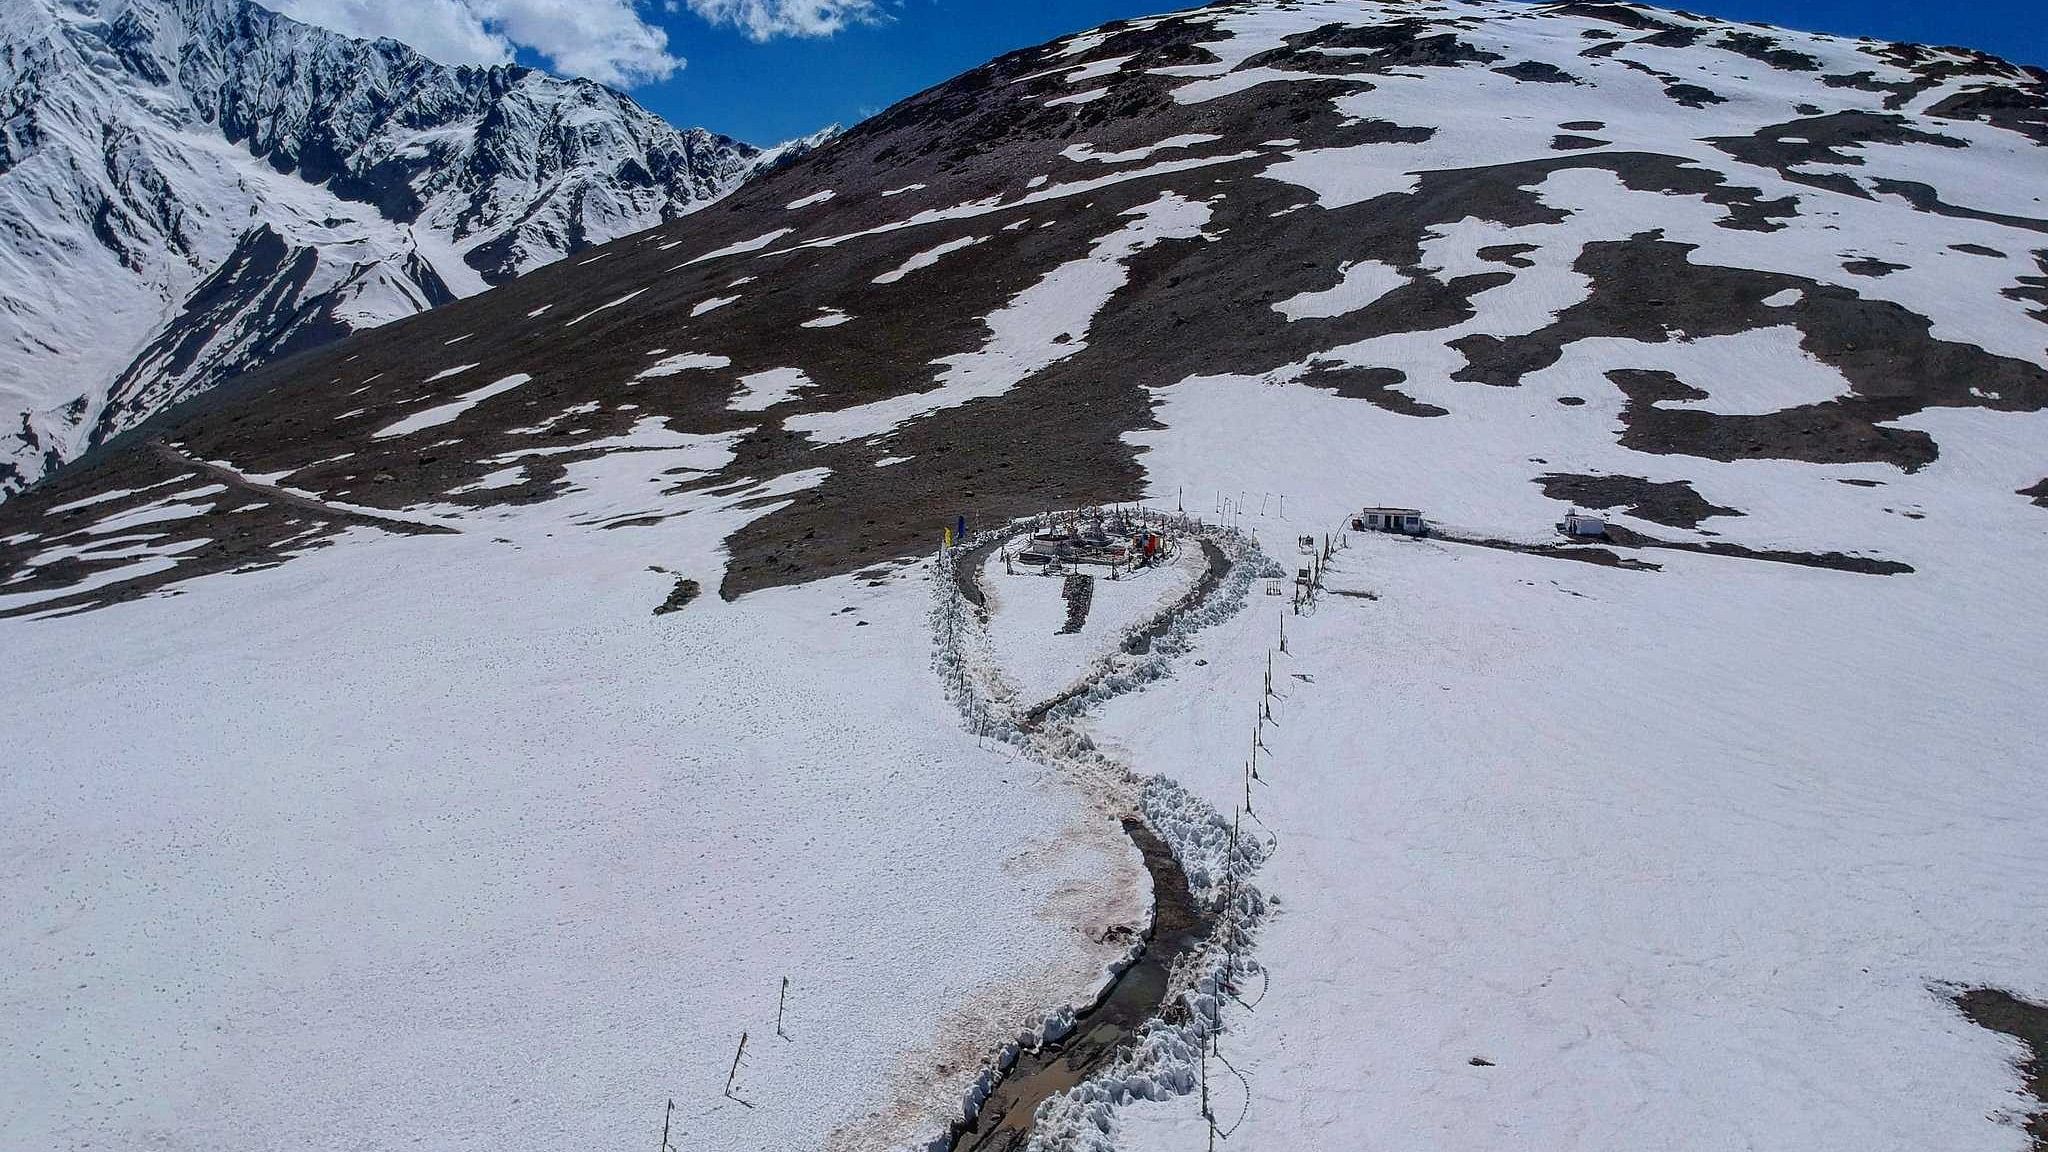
[1354,507,1426,535]
[1559,510,1608,538]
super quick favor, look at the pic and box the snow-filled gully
[929,512,1279,1152]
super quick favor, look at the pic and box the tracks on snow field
[148,439,457,537]
[929,512,1274,1152]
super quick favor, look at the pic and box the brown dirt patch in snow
[1298,364,1447,417]
[1953,988,2048,1152]
[1535,472,1743,528]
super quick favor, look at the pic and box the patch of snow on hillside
[1048,87,1110,107]
[45,479,180,515]
[873,236,988,285]
[791,193,1212,446]
[566,289,649,327]
[1063,134,1224,165]
[1532,328,1856,417]
[731,368,816,412]
[691,295,740,317]
[424,362,480,383]
[686,228,796,265]
[801,308,853,328]
[636,353,732,381]
[448,466,526,495]
[1273,260,1411,320]
[1066,54,1137,84]
[374,374,533,439]
[786,190,836,209]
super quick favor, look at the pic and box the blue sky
[276,0,2047,147]
[639,1,2046,144]
[635,2,1176,144]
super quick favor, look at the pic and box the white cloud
[270,0,684,87]
[683,0,882,41]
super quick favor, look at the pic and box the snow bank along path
[927,509,1283,1151]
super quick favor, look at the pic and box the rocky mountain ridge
[0,0,808,496]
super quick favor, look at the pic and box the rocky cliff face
[0,0,776,496]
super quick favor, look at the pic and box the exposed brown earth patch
[1238,19,1505,75]
[653,576,700,615]
[1546,3,1682,33]
[2006,253,2048,322]
[1478,242,1541,268]
[1601,524,1913,574]
[1952,988,2048,1152]
[1495,60,1580,84]
[1438,531,1663,570]
[1536,471,1742,528]
[1298,363,1447,417]
[1710,112,1968,199]
[1618,59,1726,108]
[1715,31,1819,72]
[1926,83,2048,146]
[1822,70,1934,111]
[1872,177,2048,235]
[1451,236,2048,471]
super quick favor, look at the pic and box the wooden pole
[1201,1039,1214,1137]
[724,1031,748,1101]
[661,1098,676,1152]
[776,977,790,1040]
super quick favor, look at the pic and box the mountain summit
[0,0,773,496]
[7,0,2042,610]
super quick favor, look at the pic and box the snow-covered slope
[4,2,2047,1151]
[0,0,773,497]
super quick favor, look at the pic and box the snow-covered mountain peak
[0,0,779,497]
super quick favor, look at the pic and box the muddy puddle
[947,818,1213,1152]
